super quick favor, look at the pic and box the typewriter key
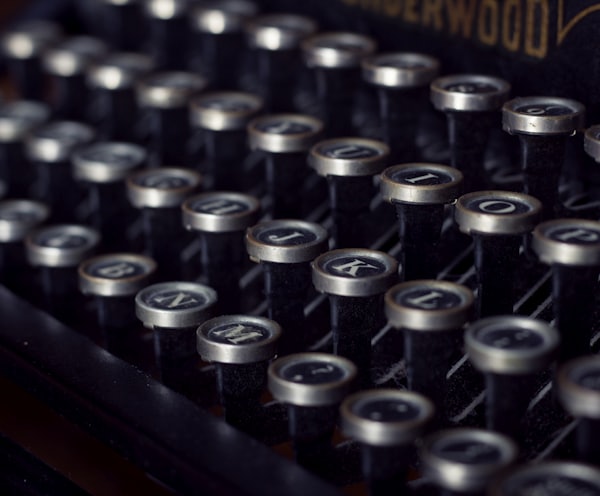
[96,0,145,51]
[310,137,389,248]
[182,191,261,314]
[341,389,434,496]
[420,428,518,496]
[246,14,318,112]
[0,199,49,291]
[557,355,600,464]
[312,248,398,385]
[386,280,474,421]
[532,218,600,362]
[249,113,323,218]
[190,0,259,89]
[489,461,600,496]
[246,219,328,354]
[136,71,208,166]
[268,352,357,472]
[502,96,585,219]
[190,91,263,190]
[42,36,108,121]
[465,315,559,439]
[87,52,154,141]
[136,281,217,365]
[0,100,50,197]
[363,52,440,163]
[127,167,202,280]
[73,141,146,250]
[1,20,62,100]
[25,120,95,223]
[381,163,463,280]
[584,124,600,163]
[79,252,156,353]
[143,0,192,70]
[26,224,100,322]
[455,191,542,317]
[431,74,510,192]
[302,32,376,137]
[197,315,281,431]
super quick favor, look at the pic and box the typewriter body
[2,1,600,495]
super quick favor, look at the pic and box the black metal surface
[0,285,341,495]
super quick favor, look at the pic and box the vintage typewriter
[2,0,600,494]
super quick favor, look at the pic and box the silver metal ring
[362,52,439,89]
[309,137,389,177]
[248,114,324,153]
[502,96,585,135]
[532,218,600,266]
[431,74,510,112]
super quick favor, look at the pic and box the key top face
[492,462,600,496]
[557,356,600,419]
[248,114,323,153]
[268,352,357,406]
[136,281,217,328]
[26,225,100,267]
[127,168,202,208]
[431,74,510,111]
[385,280,474,331]
[73,142,147,183]
[465,316,559,374]
[533,219,600,266]
[198,315,281,363]
[0,101,50,142]
[362,52,439,88]
[421,429,518,492]
[247,14,317,50]
[246,220,328,263]
[310,138,389,177]
[0,200,49,242]
[79,253,157,297]
[341,389,434,445]
[502,96,585,135]
[183,192,260,232]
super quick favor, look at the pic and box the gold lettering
[525,0,549,58]
[403,0,419,23]
[383,0,402,16]
[502,0,522,52]
[446,0,478,38]
[478,0,499,46]
[422,0,444,30]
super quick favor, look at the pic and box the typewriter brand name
[341,0,600,59]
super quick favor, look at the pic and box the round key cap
[381,163,463,280]
[42,36,108,121]
[248,113,324,218]
[190,91,263,190]
[455,190,542,316]
[0,199,49,292]
[79,252,156,348]
[127,167,202,280]
[25,121,95,223]
[73,142,146,250]
[584,124,600,163]
[310,137,389,248]
[341,389,434,496]
[87,52,154,141]
[490,461,600,496]
[197,314,281,432]
[312,248,397,385]
[246,219,328,354]
[26,224,100,322]
[465,315,559,439]
[136,280,217,360]
[502,96,585,218]
[557,356,600,464]
[136,71,208,166]
[143,0,192,70]
[532,218,600,362]
[431,74,510,192]
[0,100,50,197]
[1,20,62,100]
[363,52,439,163]
[420,428,518,494]
[246,13,317,112]
[302,32,376,137]
[182,191,261,314]
[190,0,258,88]
[386,280,474,421]
[268,352,357,472]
